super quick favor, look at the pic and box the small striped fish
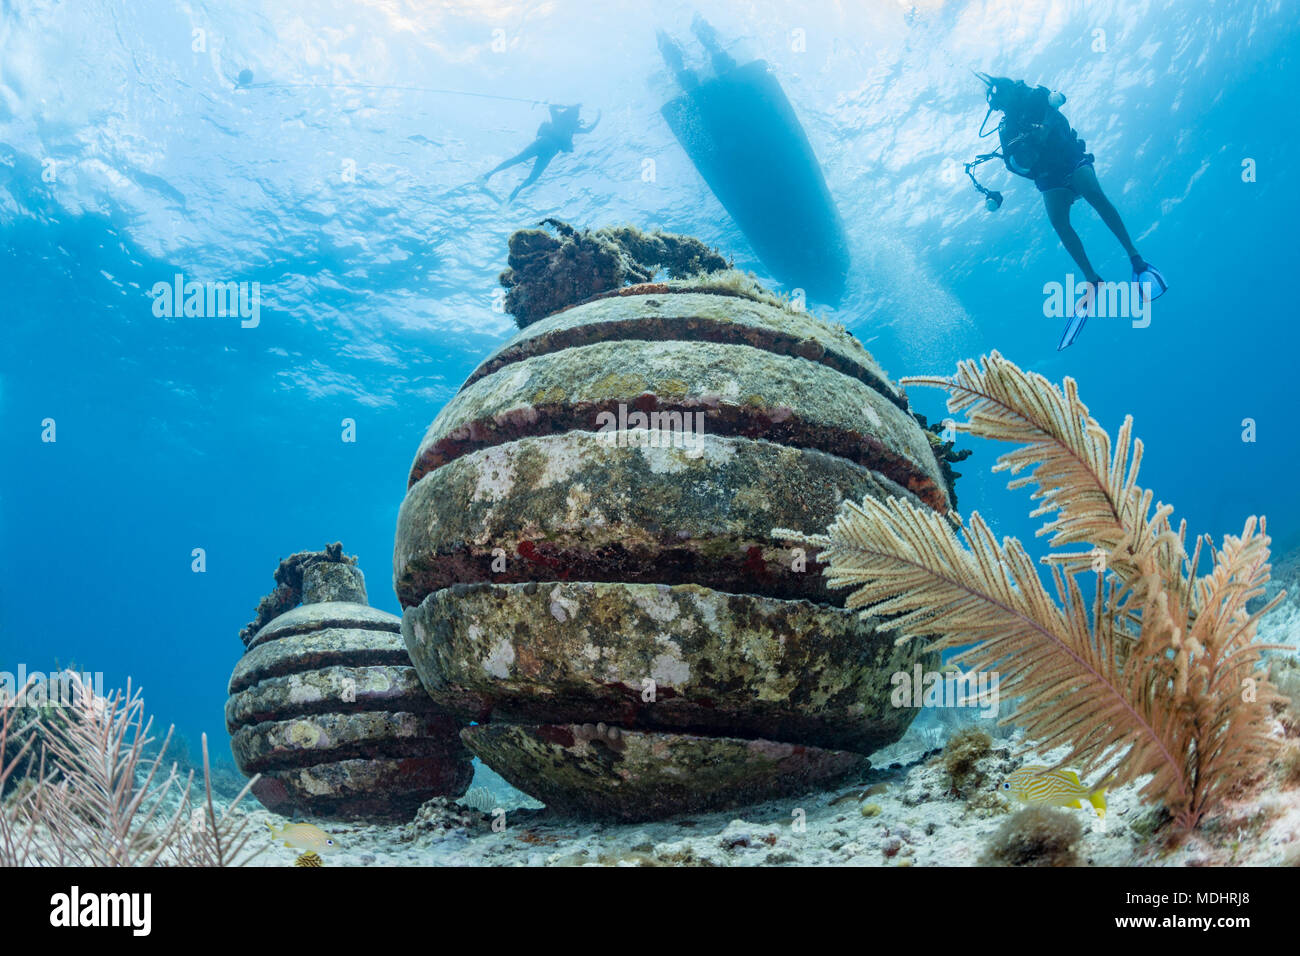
[268,822,338,853]
[1001,765,1108,819]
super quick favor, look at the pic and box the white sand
[236,730,1300,867]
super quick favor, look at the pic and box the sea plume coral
[0,673,263,866]
[779,351,1283,829]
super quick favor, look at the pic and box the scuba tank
[997,83,1071,180]
[967,74,1067,211]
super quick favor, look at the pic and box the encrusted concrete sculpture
[395,283,950,820]
[228,547,472,820]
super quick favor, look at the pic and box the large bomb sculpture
[395,231,954,820]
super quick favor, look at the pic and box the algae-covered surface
[394,431,924,607]
[409,338,947,509]
[466,291,905,408]
[403,581,929,752]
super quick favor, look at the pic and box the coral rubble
[239,542,360,648]
[499,219,730,327]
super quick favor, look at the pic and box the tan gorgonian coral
[779,351,1284,829]
[0,674,264,866]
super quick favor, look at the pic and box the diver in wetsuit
[657,15,736,86]
[482,104,600,202]
[979,75,1166,336]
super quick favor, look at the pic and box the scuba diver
[482,103,600,202]
[971,74,1167,348]
[658,14,736,84]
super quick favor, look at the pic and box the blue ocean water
[1,0,1296,760]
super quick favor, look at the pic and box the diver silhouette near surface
[482,103,600,202]
[974,74,1167,348]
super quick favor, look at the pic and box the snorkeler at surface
[975,74,1167,347]
[482,103,600,202]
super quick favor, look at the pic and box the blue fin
[1058,312,1088,350]
[1058,284,1095,350]
[1131,261,1168,303]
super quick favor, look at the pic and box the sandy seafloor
[230,547,1300,868]
[239,741,1300,868]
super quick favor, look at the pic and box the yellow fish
[1000,765,1108,819]
[267,822,339,853]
